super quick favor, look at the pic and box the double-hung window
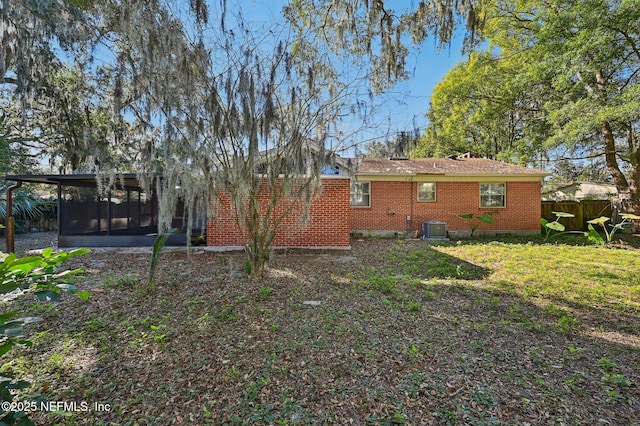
[350,181,370,207]
[417,182,436,202]
[480,183,506,208]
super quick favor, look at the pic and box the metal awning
[4,174,145,190]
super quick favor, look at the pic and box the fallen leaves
[4,238,638,425]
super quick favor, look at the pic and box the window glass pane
[480,183,505,207]
[418,182,436,201]
[351,194,370,207]
[481,195,503,207]
[350,182,370,207]
[481,183,505,195]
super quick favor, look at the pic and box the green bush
[459,211,498,237]
[0,247,89,425]
[585,213,640,244]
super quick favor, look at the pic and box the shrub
[0,248,89,425]
[585,213,640,244]
[459,212,498,237]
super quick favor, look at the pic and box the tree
[2,66,128,174]
[550,158,611,185]
[412,51,550,164]
[363,130,420,158]
[1,1,122,173]
[418,0,640,211]
[283,0,483,91]
[85,2,363,278]
[0,111,37,176]
[528,0,640,210]
[0,0,96,87]
[3,0,361,278]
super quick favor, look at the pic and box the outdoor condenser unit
[423,221,447,239]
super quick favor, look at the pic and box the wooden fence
[541,200,612,231]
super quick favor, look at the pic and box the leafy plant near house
[459,211,498,237]
[0,192,47,222]
[585,213,640,244]
[149,233,169,285]
[0,248,89,425]
[541,211,576,239]
[149,229,180,284]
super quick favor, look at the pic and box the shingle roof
[352,157,549,176]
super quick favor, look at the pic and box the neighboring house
[349,154,549,237]
[542,182,617,201]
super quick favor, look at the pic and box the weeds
[407,300,421,312]
[363,274,396,294]
[10,238,640,424]
[541,211,577,239]
[544,304,580,334]
[585,213,640,244]
[257,286,273,300]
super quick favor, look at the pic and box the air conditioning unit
[423,221,448,240]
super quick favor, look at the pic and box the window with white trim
[350,181,370,207]
[480,183,506,208]
[417,182,436,202]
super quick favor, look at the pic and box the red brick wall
[351,180,542,234]
[207,177,351,247]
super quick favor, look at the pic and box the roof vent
[447,154,458,160]
[389,156,410,161]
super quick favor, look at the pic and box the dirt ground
[0,231,60,254]
[2,232,639,425]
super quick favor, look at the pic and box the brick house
[206,176,352,249]
[350,155,549,238]
[4,154,547,249]
[207,154,549,247]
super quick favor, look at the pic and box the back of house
[349,154,549,238]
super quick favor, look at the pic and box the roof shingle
[352,157,549,176]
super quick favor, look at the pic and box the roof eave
[353,172,549,178]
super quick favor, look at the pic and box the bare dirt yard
[2,232,639,425]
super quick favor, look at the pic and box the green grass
[435,241,640,313]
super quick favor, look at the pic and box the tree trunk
[626,125,640,206]
[246,233,270,280]
[595,70,635,210]
[601,120,630,198]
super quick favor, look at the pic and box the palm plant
[0,191,49,222]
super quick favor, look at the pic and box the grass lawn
[3,235,640,425]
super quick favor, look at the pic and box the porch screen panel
[59,185,102,235]
[110,189,129,234]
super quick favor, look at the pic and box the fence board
[541,200,612,231]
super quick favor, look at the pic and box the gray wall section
[58,234,188,247]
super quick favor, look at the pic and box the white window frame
[417,182,436,202]
[350,181,371,207]
[480,183,506,208]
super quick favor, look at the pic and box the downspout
[4,181,23,253]
[409,179,414,234]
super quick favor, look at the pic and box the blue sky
[362,39,466,142]
[237,0,468,148]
